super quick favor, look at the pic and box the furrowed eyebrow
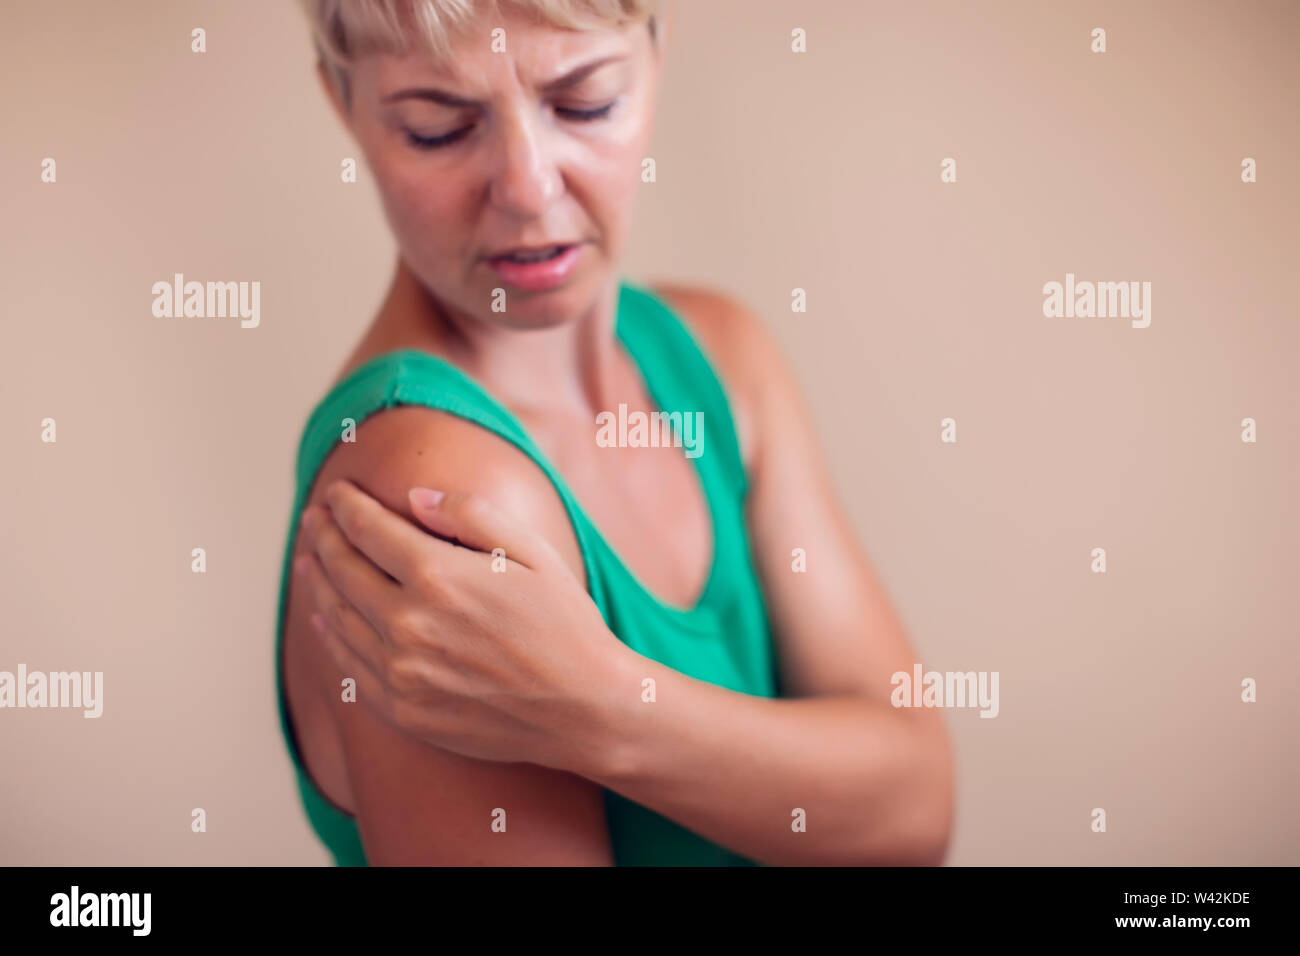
[381,54,628,107]
[539,53,627,92]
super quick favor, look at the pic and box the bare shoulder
[302,405,585,584]
[648,280,776,365]
[648,281,792,472]
[286,402,588,717]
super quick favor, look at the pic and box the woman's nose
[487,109,562,217]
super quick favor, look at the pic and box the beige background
[2,0,1296,865]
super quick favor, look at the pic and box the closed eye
[405,125,474,150]
[403,100,617,151]
[555,101,616,122]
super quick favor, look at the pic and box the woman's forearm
[579,649,954,866]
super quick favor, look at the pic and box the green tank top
[274,279,782,865]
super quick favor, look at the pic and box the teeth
[503,245,564,263]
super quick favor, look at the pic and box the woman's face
[330,10,662,330]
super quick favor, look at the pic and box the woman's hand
[293,478,630,777]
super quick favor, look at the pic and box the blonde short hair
[299,0,660,109]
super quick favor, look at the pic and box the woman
[277,0,954,866]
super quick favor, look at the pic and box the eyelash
[405,126,473,150]
[556,102,617,122]
[405,101,617,151]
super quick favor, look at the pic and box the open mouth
[491,244,574,264]
[483,242,585,291]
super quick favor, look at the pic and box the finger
[408,487,576,581]
[321,478,454,587]
[298,551,388,679]
[317,609,394,717]
[308,504,407,641]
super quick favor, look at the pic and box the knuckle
[326,599,349,634]
[382,654,417,695]
[386,607,424,647]
[414,562,450,600]
[389,696,422,733]
[312,529,339,565]
[460,493,489,522]
[343,510,370,542]
[380,654,402,688]
[324,479,347,508]
[443,489,473,518]
[389,656,427,695]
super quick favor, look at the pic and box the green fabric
[274,279,781,865]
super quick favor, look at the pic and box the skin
[283,4,955,865]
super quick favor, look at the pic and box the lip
[485,242,584,292]
[485,240,582,259]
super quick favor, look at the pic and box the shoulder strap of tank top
[615,281,749,498]
[296,350,517,489]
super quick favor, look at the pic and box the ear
[657,0,674,60]
[314,59,353,133]
[652,1,672,67]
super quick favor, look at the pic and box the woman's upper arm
[661,286,929,704]
[294,404,614,865]
[333,682,614,865]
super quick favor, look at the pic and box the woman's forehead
[365,19,643,90]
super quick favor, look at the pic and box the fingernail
[310,612,325,633]
[411,487,444,509]
[294,555,310,576]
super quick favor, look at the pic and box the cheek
[567,112,652,231]
[372,153,464,261]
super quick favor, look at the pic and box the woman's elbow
[856,723,955,866]
[903,728,956,866]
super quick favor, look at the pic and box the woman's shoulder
[296,348,589,588]
[308,402,590,580]
[645,280,760,346]
[646,281,785,475]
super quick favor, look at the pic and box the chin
[480,276,605,331]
